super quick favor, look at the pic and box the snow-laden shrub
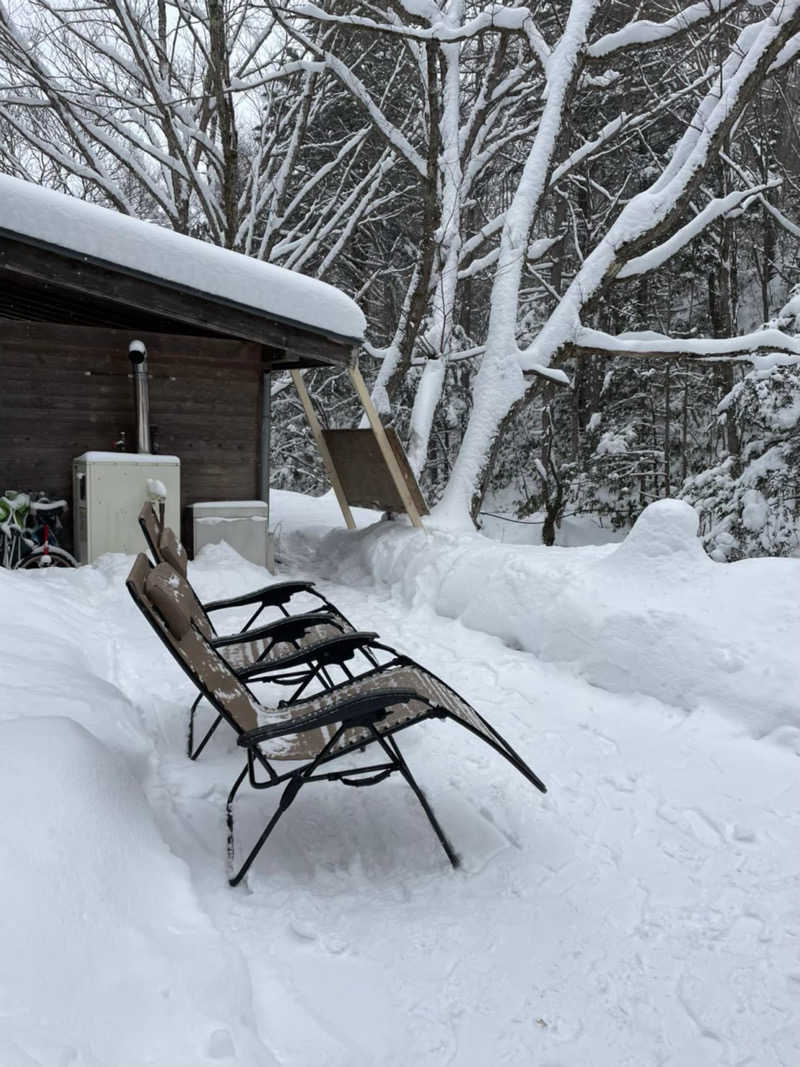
[682,361,800,560]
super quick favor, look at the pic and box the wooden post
[290,369,356,530]
[348,363,425,530]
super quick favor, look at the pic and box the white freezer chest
[191,500,271,569]
[73,452,180,563]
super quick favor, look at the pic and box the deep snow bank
[0,565,275,1067]
[0,716,274,1067]
[273,493,800,738]
[0,563,149,762]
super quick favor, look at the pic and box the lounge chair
[129,553,374,758]
[126,555,547,885]
[138,500,351,633]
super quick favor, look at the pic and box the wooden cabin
[0,175,365,552]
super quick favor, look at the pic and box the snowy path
[129,557,800,1066]
[2,522,799,1066]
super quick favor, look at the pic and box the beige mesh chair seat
[126,554,547,886]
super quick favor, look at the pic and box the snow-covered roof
[0,174,365,344]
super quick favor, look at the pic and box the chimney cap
[128,339,147,364]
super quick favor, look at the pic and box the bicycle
[0,491,79,569]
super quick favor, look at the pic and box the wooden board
[321,428,429,516]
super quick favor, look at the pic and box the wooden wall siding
[0,322,267,542]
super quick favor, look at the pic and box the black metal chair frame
[127,557,547,887]
[227,674,547,886]
[227,699,458,886]
[127,568,466,882]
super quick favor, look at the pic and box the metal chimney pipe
[128,339,151,453]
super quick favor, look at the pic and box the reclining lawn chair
[126,555,547,885]
[138,500,352,634]
[129,553,377,759]
[138,501,360,739]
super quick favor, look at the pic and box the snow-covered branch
[573,327,800,362]
[616,182,779,279]
[292,2,531,42]
[587,0,743,60]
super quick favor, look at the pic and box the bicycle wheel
[16,545,79,569]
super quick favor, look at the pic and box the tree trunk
[207,0,238,248]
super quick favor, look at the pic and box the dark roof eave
[0,229,363,360]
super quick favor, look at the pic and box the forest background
[2,0,800,557]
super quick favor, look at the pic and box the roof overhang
[0,231,357,367]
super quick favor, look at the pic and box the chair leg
[227,726,347,887]
[187,693,202,757]
[377,732,460,869]
[227,774,305,887]
[188,694,224,761]
[226,764,250,884]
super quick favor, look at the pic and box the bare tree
[0,0,393,275]
[435,0,800,524]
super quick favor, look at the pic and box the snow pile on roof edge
[0,174,365,341]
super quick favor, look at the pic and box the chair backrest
[126,550,153,605]
[139,500,192,580]
[127,556,261,733]
[154,555,215,640]
[138,501,163,564]
[158,526,189,579]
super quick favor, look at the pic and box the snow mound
[606,498,705,566]
[0,716,273,1067]
[0,566,149,763]
[273,492,800,738]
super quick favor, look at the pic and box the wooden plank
[0,355,264,378]
[2,396,259,418]
[348,364,425,529]
[0,416,258,446]
[0,354,263,378]
[322,429,429,516]
[290,369,355,530]
[0,348,264,377]
[0,319,264,353]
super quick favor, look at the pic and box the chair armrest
[210,612,341,650]
[203,580,317,613]
[239,689,420,746]
[236,631,380,678]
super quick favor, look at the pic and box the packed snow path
[1,502,799,1065]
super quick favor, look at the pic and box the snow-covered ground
[1,492,799,1066]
